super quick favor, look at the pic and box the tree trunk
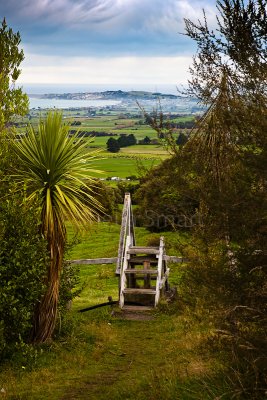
[30,241,63,344]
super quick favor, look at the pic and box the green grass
[120,144,168,155]
[0,221,228,400]
[86,157,160,179]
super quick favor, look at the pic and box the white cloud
[6,0,217,33]
[18,53,192,84]
[7,0,119,25]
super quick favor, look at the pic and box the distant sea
[28,98,122,110]
[20,83,182,109]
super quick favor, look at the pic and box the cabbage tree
[13,111,101,343]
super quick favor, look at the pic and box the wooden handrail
[116,193,135,275]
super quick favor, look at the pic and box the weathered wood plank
[125,269,158,274]
[123,288,156,295]
[69,256,186,266]
[159,268,170,289]
[122,305,154,311]
[143,260,151,289]
[155,237,164,306]
[129,256,158,264]
[127,247,159,255]
[120,235,131,308]
[116,193,131,274]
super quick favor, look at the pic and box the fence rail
[70,256,186,265]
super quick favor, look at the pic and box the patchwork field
[19,108,193,180]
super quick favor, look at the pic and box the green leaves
[0,19,28,129]
[14,111,102,234]
[0,197,48,357]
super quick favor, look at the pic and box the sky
[1,0,218,87]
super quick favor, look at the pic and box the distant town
[29,90,205,114]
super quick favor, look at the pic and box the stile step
[129,256,158,264]
[122,305,154,311]
[123,288,156,295]
[127,246,159,255]
[125,269,158,274]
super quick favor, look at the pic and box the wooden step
[128,256,158,264]
[122,305,154,311]
[125,269,158,274]
[127,246,159,255]
[123,288,156,295]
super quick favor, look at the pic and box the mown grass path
[1,307,219,400]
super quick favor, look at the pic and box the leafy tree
[0,129,46,359]
[0,18,28,130]
[13,112,101,343]
[135,155,198,230]
[0,19,47,356]
[176,132,188,146]
[184,0,267,104]
[117,133,137,147]
[180,0,267,396]
[143,136,151,145]
[107,137,120,153]
[127,133,137,146]
[138,1,267,395]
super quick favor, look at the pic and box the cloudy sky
[1,0,217,87]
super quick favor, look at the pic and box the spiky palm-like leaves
[13,112,101,343]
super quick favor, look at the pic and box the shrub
[0,197,48,359]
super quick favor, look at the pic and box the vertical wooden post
[143,260,151,289]
[119,236,131,309]
[155,237,164,306]
[116,193,130,275]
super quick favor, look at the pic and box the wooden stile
[69,193,186,311]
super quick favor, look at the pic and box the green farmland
[23,108,191,180]
[87,156,161,179]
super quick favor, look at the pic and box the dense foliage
[106,137,120,153]
[106,133,137,152]
[137,0,267,397]
[0,197,47,358]
[135,155,198,230]
[0,18,28,129]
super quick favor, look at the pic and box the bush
[135,155,198,230]
[0,197,48,360]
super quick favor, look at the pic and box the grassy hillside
[0,222,228,400]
